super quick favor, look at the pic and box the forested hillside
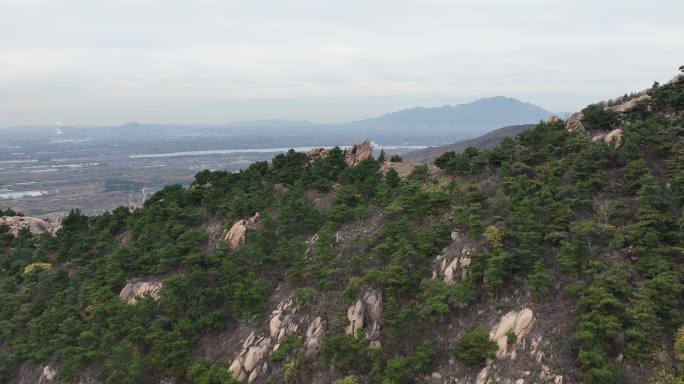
[1,76,683,384]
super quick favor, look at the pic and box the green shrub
[271,335,303,362]
[505,329,517,346]
[454,329,498,365]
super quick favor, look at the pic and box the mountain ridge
[402,124,535,163]
[1,75,683,384]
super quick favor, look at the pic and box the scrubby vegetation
[0,77,683,383]
[453,329,498,366]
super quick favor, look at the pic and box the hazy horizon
[2,0,683,126]
[0,95,553,129]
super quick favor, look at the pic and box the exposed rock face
[229,332,271,383]
[38,365,57,383]
[591,128,623,148]
[0,216,59,236]
[345,288,382,347]
[304,316,324,357]
[603,128,622,148]
[307,139,373,167]
[344,139,373,167]
[475,366,490,384]
[307,147,330,160]
[305,233,318,258]
[346,299,365,337]
[268,297,300,340]
[229,296,325,383]
[432,230,475,284]
[119,278,163,304]
[547,115,560,123]
[607,94,650,112]
[225,220,247,249]
[471,308,545,384]
[564,112,584,132]
[490,308,535,357]
[224,212,260,249]
[14,362,103,384]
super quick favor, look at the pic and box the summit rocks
[0,215,60,236]
[344,139,373,167]
[307,139,374,167]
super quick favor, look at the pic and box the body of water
[129,144,428,159]
[0,190,48,199]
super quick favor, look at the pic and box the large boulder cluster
[0,215,60,236]
[345,288,383,347]
[564,112,584,133]
[344,139,373,167]
[307,139,374,167]
[228,296,325,383]
[432,230,476,284]
[470,308,564,384]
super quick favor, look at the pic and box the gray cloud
[1,0,683,125]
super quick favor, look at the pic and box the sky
[1,0,683,126]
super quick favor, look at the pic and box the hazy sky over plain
[1,0,683,125]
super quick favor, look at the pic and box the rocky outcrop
[307,147,330,160]
[432,230,475,284]
[304,316,324,357]
[38,365,57,384]
[229,331,271,383]
[434,253,471,284]
[14,362,103,384]
[564,112,584,132]
[547,115,560,123]
[307,139,374,167]
[224,212,260,249]
[0,216,59,236]
[229,296,325,383]
[345,288,382,347]
[344,139,373,167]
[490,308,535,358]
[591,128,622,148]
[305,233,318,258]
[603,128,622,148]
[268,297,300,340]
[475,366,490,384]
[471,309,542,384]
[346,299,365,337]
[607,94,650,112]
[119,278,163,304]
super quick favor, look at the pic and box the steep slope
[0,75,683,384]
[402,124,535,163]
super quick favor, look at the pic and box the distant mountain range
[359,96,548,126]
[403,124,535,163]
[1,96,554,147]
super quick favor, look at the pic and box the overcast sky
[1,0,683,126]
